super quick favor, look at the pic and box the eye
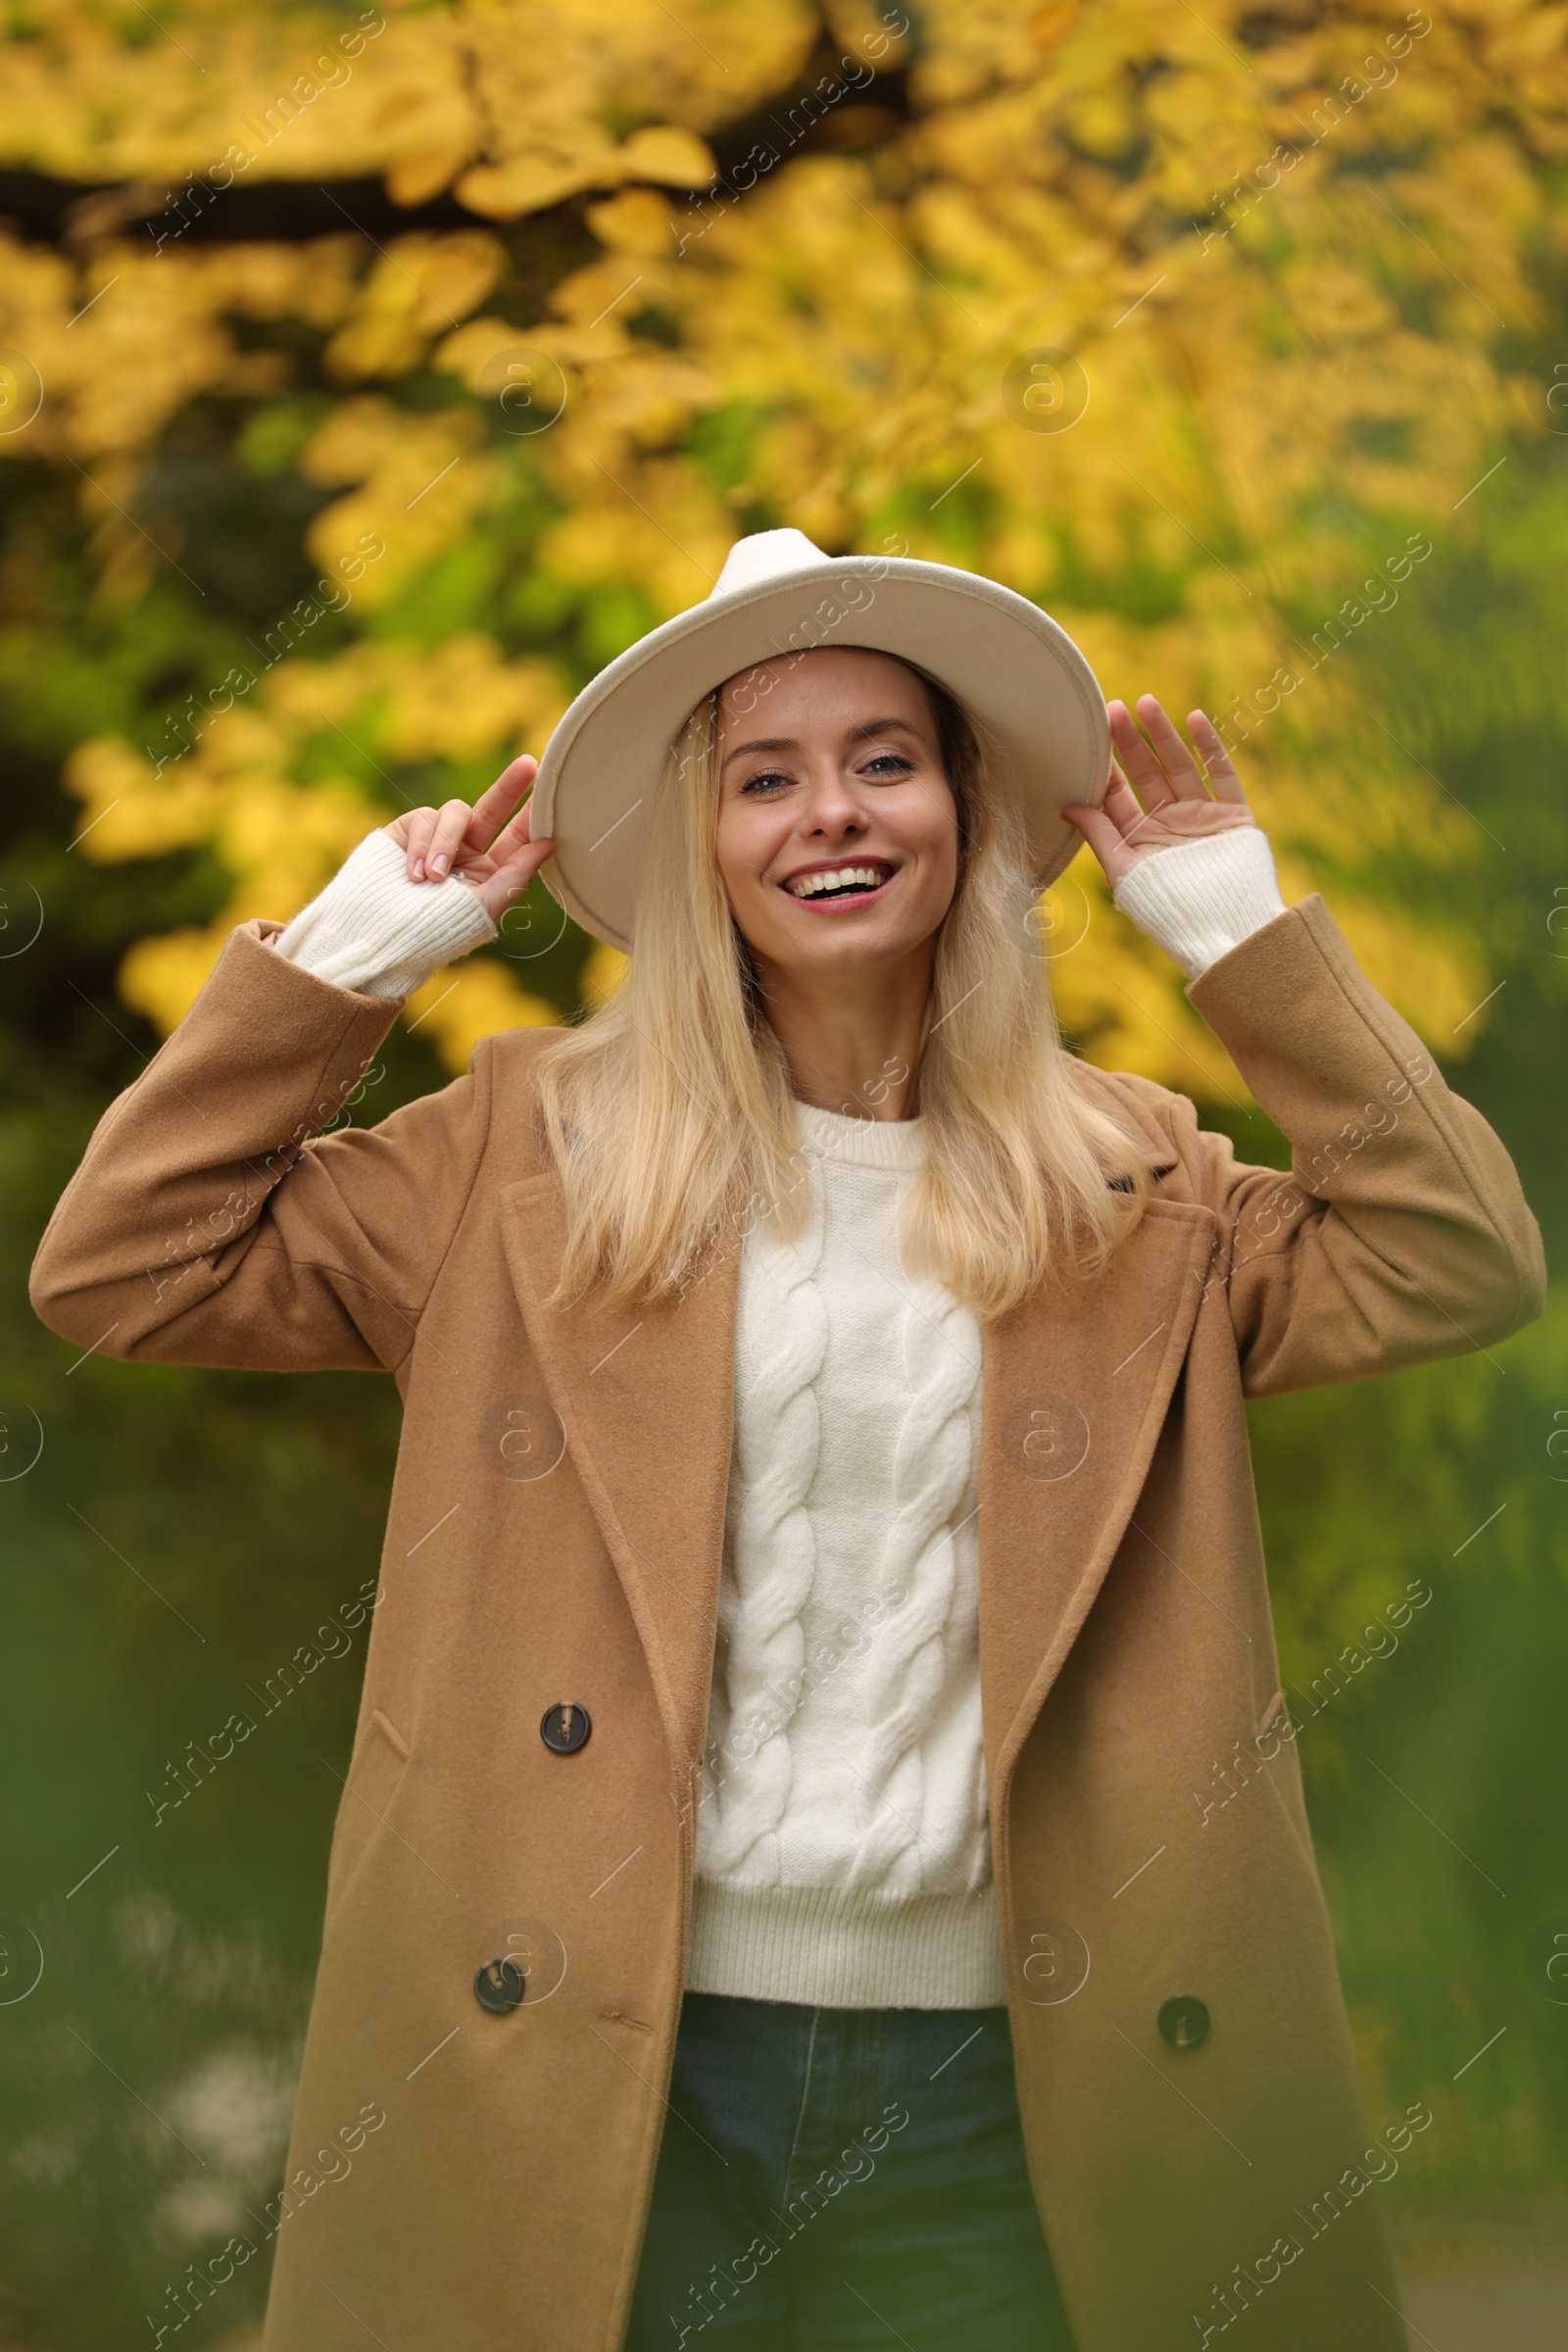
[861,751,914,777]
[740,768,793,796]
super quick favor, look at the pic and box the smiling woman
[28,528,1545,2352]
[531,634,1149,1319]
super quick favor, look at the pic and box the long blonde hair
[532,656,1152,1318]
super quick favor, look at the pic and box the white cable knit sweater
[690,1104,996,2005]
[273,821,1288,2007]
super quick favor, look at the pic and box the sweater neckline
[794,1099,928,1172]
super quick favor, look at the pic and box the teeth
[787,866,888,898]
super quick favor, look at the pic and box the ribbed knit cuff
[1111,826,1288,979]
[685,1880,1007,2009]
[272,827,498,1001]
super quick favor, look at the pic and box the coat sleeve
[1176,894,1546,1397]
[28,918,497,1375]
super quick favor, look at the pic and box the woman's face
[712,648,960,984]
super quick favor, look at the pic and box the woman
[32,530,1544,2352]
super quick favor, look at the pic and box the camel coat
[31,893,1544,2351]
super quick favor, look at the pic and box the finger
[474,834,557,927]
[481,788,540,869]
[402,807,441,880]
[1060,802,1133,884]
[468,754,539,854]
[425,798,475,879]
[1188,710,1249,806]
[1102,762,1155,844]
[1107,699,1176,809]
[1134,695,1210,799]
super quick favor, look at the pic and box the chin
[770,925,929,976]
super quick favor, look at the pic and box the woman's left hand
[1061,696,1257,890]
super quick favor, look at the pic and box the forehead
[715,646,933,736]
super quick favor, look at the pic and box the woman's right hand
[385,754,556,927]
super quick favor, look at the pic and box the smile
[782,861,895,903]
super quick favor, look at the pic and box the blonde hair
[532,656,1152,1319]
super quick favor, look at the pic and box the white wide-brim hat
[531,528,1108,951]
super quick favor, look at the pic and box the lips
[782,860,895,902]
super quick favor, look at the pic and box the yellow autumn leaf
[404,958,562,1073]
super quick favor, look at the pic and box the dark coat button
[1158,1995,1210,2050]
[474,1957,526,2013]
[540,1701,591,1754]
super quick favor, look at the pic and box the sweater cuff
[1110,827,1288,978]
[272,827,498,1001]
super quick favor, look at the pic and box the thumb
[474,835,556,928]
[1059,804,1131,884]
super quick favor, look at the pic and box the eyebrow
[720,717,926,771]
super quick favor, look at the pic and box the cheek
[935,829,960,896]
[712,813,740,903]
[908,804,960,906]
[713,802,767,907]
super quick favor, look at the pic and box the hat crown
[710,526,829,600]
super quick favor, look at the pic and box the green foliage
[2,1,1567,2337]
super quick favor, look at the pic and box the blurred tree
[2,0,1564,1073]
[3,3,1568,2342]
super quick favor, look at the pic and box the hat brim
[530,555,1107,952]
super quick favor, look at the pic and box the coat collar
[501,1133,1214,1798]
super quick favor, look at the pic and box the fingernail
[412,858,424,879]
[431,853,450,875]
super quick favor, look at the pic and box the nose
[798,759,868,840]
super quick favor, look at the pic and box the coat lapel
[500,1173,739,1776]
[503,1145,1218,1809]
[978,1195,1218,1791]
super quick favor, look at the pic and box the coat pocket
[324,1706,411,1927]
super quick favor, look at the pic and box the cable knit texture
[1110,825,1287,979]
[272,826,497,1000]
[688,1104,999,2008]
[846,1260,984,1897]
[697,1179,828,1884]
